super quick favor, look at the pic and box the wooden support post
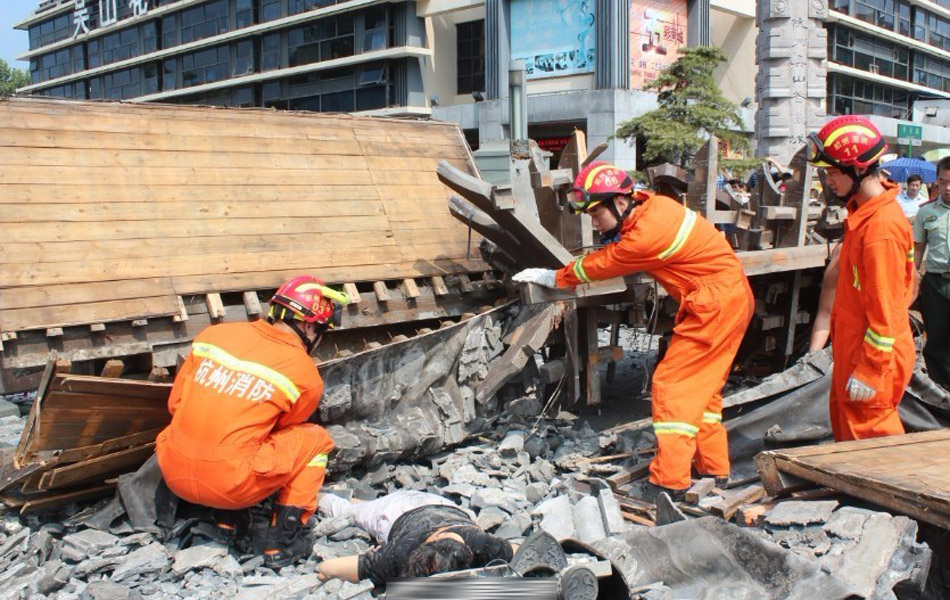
[173,296,189,323]
[148,366,171,383]
[89,323,106,333]
[243,291,262,317]
[581,308,601,406]
[131,319,148,327]
[606,322,621,384]
[54,358,71,373]
[100,360,124,378]
[46,328,63,338]
[343,283,361,304]
[431,276,449,296]
[402,278,421,299]
[206,293,226,319]
[373,281,391,303]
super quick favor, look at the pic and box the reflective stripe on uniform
[864,328,895,352]
[573,257,592,283]
[306,453,328,468]
[191,342,301,402]
[852,265,861,291]
[658,209,697,260]
[907,247,915,263]
[653,421,699,437]
[702,411,722,424]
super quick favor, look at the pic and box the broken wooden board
[755,429,950,529]
[0,97,486,336]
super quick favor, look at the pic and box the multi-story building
[16,0,431,116]
[17,0,758,169]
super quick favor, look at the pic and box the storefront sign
[511,0,596,79]
[630,0,687,89]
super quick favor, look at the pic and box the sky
[0,2,33,71]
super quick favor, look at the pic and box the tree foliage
[0,59,30,97]
[615,46,749,168]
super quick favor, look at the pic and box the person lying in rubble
[154,275,349,568]
[512,162,755,503]
[316,489,515,588]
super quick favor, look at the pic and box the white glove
[846,374,877,402]
[512,268,557,288]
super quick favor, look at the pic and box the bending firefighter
[806,116,915,440]
[514,163,754,500]
[156,276,349,566]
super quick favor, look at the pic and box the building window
[262,33,281,70]
[363,6,388,52]
[262,0,281,22]
[918,10,950,52]
[181,0,229,44]
[182,45,230,87]
[853,0,897,31]
[232,40,254,77]
[99,26,141,66]
[29,13,72,51]
[289,0,337,15]
[236,0,255,29]
[37,81,86,99]
[164,58,178,90]
[828,74,908,118]
[30,46,85,84]
[288,16,355,67]
[456,20,485,95]
[144,63,160,94]
[832,0,850,15]
[914,53,950,92]
[829,25,908,81]
[101,67,143,100]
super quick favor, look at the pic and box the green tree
[0,59,30,97]
[616,46,749,168]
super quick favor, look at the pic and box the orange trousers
[649,275,754,490]
[829,312,911,441]
[156,423,334,520]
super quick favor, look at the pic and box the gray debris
[470,488,512,512]
[499,430,525,458]
[525,482,548,504]
[172,542,228,575]
[62,530,120,557]
[79,582,142,600]
[475,507,508,531]
[573,496,607,544]
[823,506,874,541]
[534,496,576,541]
[766,500,839,527]
[109,542,168,582]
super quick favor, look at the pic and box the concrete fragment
[312,514,354,538]
[0,400,20,420]
[337,580,374,599]
[573,496,607,544]
[109,543,168,582]
[442,483,476,498]
[172,543,228,575]
[499,430,525,458]
[330,526,371,542]
[476,507,508,531]
[0,528,29,560]
[35,559,71,595]
[655,493,687,526]
[79,582,143,600]
[470,488,512,511]
[534,496,576,541]
[596,488,625,537]
[62,530,120,556]
[766,500,839,527]
[822,506,873,541]
[525,482,548,504]
[240,555,264,574]
[446,464,492,487]
[213,555,243,578]
[524,437,546,459]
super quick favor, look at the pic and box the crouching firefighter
[156,275,348,567]
[513,162,754,501]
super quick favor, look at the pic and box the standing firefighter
[513,162,754,500]
[806,115,915,440]
[156,276,347,567]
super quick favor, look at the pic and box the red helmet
[569,162,635,213]
[807,115,888,170]
[268,275,349,325]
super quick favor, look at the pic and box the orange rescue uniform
[556,193,754,490]
[829,182,915,441]
[156,320,334,520]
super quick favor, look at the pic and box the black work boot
[211,509,250,546]
[629,480,686,504]
[262,505,314,568]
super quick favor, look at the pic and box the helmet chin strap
[600,196,637,244]
[836,165,872,203]
[288,320,321,354]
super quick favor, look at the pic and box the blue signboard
[510,0,596,79]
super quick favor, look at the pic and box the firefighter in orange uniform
[514,163,754,500]
[806,116,915,441]
[156,276,348,567]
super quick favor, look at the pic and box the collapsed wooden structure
[439,132,833,405]
[0,98,504,392]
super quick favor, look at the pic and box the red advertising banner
[630,0,688,90]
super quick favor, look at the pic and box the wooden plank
[174,296,189,323]
[431,276,449,296]
[0,278,174,310]
[39,443,155,490]
[685,478,716,505]
[709,485,765,520]
[457,274,474,294]
[373,282,391,303]
[242,291,262,317]
[402,279,421,299]
[19,483,116,515]
[0,297,180,333]
[15,353,59,467]
[99,360,124,378]
[342,283,361,305]
[205,294,226,320]
[45,328,63,338]
[0,183,383,204]
[606,460,652,492]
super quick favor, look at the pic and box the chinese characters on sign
[72,0,150,39]
[629,0,688,90]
